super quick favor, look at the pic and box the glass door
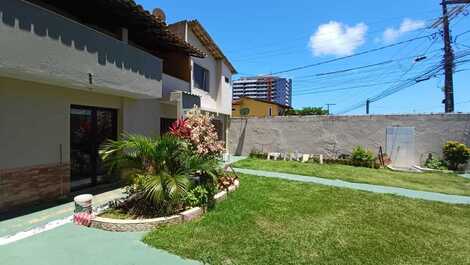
[70,105,117,191]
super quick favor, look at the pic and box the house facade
[0,0,234,212]
[232,97,291,118]
[159,20,237,138]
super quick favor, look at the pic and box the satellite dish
[152,8,166,22]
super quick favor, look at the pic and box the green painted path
[235,167,470,204]
[0,224,199,265]
[0,188,125,238]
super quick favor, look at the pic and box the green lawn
[233,158,470,196]
[144,174,470,265]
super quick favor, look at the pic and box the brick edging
[90,179,240,232]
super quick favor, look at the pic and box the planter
[90,180,240,232]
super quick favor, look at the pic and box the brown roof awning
[187,20,237,74]
[26,0,205,58]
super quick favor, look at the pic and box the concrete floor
[0,187,199,265]
[0,224,199,265]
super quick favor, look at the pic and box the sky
[137,0,470,115]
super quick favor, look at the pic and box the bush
[351,146,375,162]
[184,186,209,207]
[351,146,377,168]
[424,156,448,170]
[443,141,470,170]
[249,149,268,159]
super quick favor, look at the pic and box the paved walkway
[0,224,199,265]
[235,168,470,204]
[0,188,125,238]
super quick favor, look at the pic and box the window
[224,76,230,83]
[268,107,272,117]
[193,63,210,91]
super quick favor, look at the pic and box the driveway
[0,224,198,265]
[0,188,199,265]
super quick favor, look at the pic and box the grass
[233,158,470,196]
[144,174,470,265]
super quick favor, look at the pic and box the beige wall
[230,114,470,166]
[0,77,123,169]
[1,0,163,99]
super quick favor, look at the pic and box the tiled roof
[187,20,237,74]
[26,0,205,58]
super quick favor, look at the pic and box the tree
[286,107,329,116]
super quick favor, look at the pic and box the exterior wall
[0,77,163,212]
[229,114,470,166]
[188,28,219,112]
[0,0,163,99]
[122,99,161,137]
[232,98,285,118]
[0,77,123,169]
[0,163,70,212]
[162,74,191,100]
[218,63,234,115]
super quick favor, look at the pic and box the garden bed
[91,180,240,232]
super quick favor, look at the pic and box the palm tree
[100,134,218,216]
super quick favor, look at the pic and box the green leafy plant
[351,146,377,168]
[249,148,268,159]
[443,141,470,170]
[424,156,448,170]
[100,134,218,217]
[184,186,209,207]
[285,107,329,116]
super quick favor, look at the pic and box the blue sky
[138,0,470,114]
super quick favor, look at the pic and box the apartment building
[0,0,235,212]
[233,76,292,107]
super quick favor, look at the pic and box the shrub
[184,186,209,207]
[249,148,268,159]
[100,134,219,217]
[351,146,377,168]
[424,156,448,170]
[351,146,375,162]
[170,107,225,158]
[443,141,470,170]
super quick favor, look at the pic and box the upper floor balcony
[0,0,163,99]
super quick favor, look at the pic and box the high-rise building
[232,76,292,107]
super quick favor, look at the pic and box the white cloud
[381,18,425,44]
[309,21,368,57]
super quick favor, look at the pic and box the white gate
[386,127,416,168]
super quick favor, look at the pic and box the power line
[270,33,439,75]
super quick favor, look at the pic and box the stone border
[90,179,240,232]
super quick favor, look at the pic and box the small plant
[351,146,376,168]
[443,141,470,170]
[424,154,448,170]
[184,186,209,207]
[351,146,375,162]
[249,148,268,159]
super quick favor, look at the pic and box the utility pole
[442,0,455,113]
[325,103,336,115]
[439,0,470,112]
[366,99,370,114]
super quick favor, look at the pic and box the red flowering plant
[169,107,225,159]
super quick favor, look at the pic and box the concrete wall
[0,77,124,169]
[162,73,190,100]
[0,77,166,169]
[188,28,219,112]
[0,0,163,99]
[229,114,470,165]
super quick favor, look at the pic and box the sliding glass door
[70,105,117,191]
